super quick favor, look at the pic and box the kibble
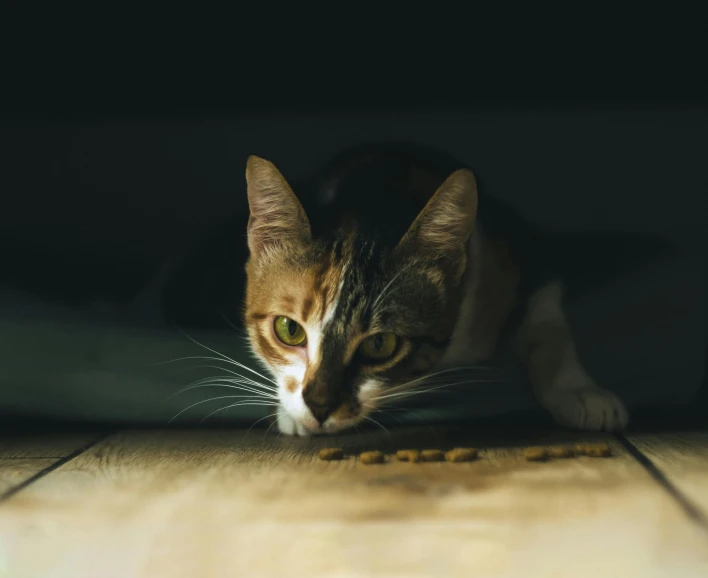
[584,443,612,457]
[396,450,421,463]
[318,448,344,461]
[445,448,479,462]
[548,446,575,459]
[420,449,445,462]
[574,443,591,455]
[359,451,385,464]
[524,447,548,461]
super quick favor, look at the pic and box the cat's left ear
[245,155,312,258]
[398,168,478,258]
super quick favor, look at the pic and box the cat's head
[243,155,478,435]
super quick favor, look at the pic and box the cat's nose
[305,401,333,425]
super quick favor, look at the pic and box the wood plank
[0,458,56,496]
[627,432,708,514]
[0,432,103,458]
[1,427,707,578]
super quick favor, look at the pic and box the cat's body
[242,143,628,436]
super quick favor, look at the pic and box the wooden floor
[1,424,707,577]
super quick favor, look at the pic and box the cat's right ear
[245,155,311,258]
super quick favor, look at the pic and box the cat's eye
[273,316,307,346]
[359,332,398,361]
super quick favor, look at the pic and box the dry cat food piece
[584,443,613,457]
[396,450,421,463]
[420,449,445,462]
[445,448,479,462]
[359,451,385,464]
[548,446,575,459]
[524,447,549,461]
[574,442,612,457]
[318,448,344,461]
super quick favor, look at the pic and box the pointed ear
[398,168,478,257]
[245,155,311,257]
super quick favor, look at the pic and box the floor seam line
[615,433,708,532]
[0,456,68,460]
[0,431,116,504]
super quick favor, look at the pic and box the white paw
[539,386,629,432]
[276,411,310,437]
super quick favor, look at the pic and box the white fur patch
[521,282,629,431]
[357,379,383,409]
[280,389,318,432]
[524,282,564,325]
[275,407,308,436]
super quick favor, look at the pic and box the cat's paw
[276,411,310,437]
[539,386,629,432]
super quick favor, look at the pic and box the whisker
[152,355,277,386]
[200,400,280,423]
[366,404,419,413]
[367,404,442,443]
[174,327,278,385]
[264,413,284,439]
[379,376,456,397]
[219,311,249,335]
[169,373,277,400]
[170,364,278,391]
[381,369,477,394]
[361,415,392,438]
[380,370,503,400]
[384,376,498,397]
[246,411,282,437]
[182,375,275,390]
[169,395,273,424]
[382,366,503,395]
[151,354,243,367]
[172,381,280,401]
[375,380,473,403]
[171,371,278,396]
[362,401,440,445]
[184,373,265,389]
[368,408,405,425]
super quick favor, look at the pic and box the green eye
[274,316,307,346]
[359,332,398,361]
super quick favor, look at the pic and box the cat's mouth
[282,404,365,436]
[300,414,357,435]
[320,418,360,434]
[279,386,372,436]
[277,413,360,437]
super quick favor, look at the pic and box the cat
[242,143,629,436]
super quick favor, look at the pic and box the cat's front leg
[276,406,310,437]
[516,283,629,432]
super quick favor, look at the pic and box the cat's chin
[275,411,360,437]
[276,412,311,437]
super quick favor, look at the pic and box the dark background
[2,108,706,304]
